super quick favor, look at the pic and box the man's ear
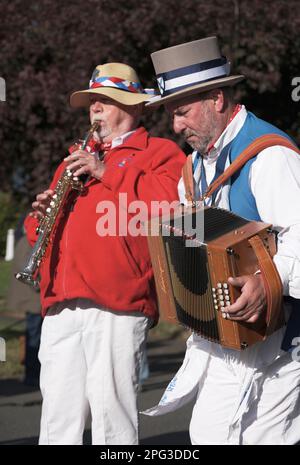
[211,88,225,113]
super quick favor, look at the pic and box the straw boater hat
[147,36,245,107]
[70,62,153,107]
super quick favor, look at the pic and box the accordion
[147,206,284,350]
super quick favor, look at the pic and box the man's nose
[173,117,185,134]
[90,100,103,112]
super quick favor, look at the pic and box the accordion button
[219,295,224,301]
[212,287,216,292]
[226,301,231,306]
[214,299,218,304]
[220,301,225,307]
[225,295,230,301]
[215,305,219,310]
[224,289,229,295]
[223,283,228,289]
[218,289,223,295]
[217,283,222,288]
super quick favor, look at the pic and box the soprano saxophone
[15,121,99,288]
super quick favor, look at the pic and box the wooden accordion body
[147,206,284,350]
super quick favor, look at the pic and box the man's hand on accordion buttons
[225,274,267,324]
[64,149,106,180]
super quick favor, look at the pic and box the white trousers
[189,329,300,445]
[38,298,150,445]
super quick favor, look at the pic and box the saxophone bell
[15,271,40,289]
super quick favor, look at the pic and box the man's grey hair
[199,86,235,103]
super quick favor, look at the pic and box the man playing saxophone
[24,62,186,445]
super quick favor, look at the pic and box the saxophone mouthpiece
[91,121,99,131]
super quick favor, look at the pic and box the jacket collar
[110,126,149,152]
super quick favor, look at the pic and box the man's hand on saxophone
[29,189,55,220]
[63,149,106,180]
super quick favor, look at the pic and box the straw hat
[147,36,245,107]
[70,62,153,107]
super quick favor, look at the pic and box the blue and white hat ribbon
[156,56,231,97]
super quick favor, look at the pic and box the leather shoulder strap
[248,235,283,336]
[182,154,194,204]
[203,134,300,201]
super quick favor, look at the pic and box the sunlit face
[166,94,218,154]
[89,94,138,141]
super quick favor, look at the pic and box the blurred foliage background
[0,0,300,255]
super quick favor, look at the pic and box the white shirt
[111,130,136,149]
[178,106,300,299]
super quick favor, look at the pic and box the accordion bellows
[147,207,284,350]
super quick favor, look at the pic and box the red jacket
[24,127,186,321]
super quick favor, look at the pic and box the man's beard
[184,130,212,155]
[92,118,112,140]
[97,126,112,139]
[183,101,218,154]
